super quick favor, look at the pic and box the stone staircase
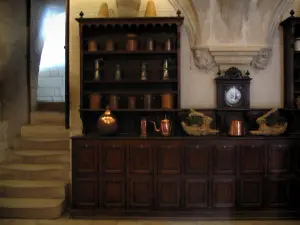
[0,111,70,219]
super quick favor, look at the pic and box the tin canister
[88,40,98,52]
[144,94,152,109]
[128,96,136,109]
[109,95,119,110]
[161,93,173,109]
[89,94,102,109]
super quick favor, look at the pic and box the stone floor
[2,218,300,225]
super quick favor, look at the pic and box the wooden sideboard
[70,136,300,219]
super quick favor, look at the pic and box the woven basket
[250,122,287,136]
[181,114,219,136]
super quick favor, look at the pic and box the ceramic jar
[116,0,141,17]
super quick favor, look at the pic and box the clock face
[225,86,242,107]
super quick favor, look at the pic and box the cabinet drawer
[185,144,211,174]
[240,143,265,174]
[102,142,125,174]
[72,140,98,174]
[73,178,98,208]
[268,143,291,174]
[157,143,182,175]
[213,144,237,174]
[129,143,153,174]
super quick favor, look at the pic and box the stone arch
[167,0,199,47]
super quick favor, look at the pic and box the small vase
[98,2,109,17]
[116,0,141,17]
[144,0,157,17]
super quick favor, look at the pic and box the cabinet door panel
[240,144,264,174]
[101,177,125,208]
[239,177,263,208]
[73,141,98,174]
[129,144,152,174]
[185,144,210,174]
[157,144,181,175]
[268,143,291,174]
[185,178,208,208]
[73,178,98,208]
[128,177,153,208]
[102,143,125,174]
[212,177,235,208]
[266,177,291,207]
[213,144,237,174]
[157,178,181,208]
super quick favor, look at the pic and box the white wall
[69,0,292,132]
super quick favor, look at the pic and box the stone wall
[37,66,65,102]
[0,0,28,162]
[69,0,298,133]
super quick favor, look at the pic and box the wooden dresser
[70,136,300,219]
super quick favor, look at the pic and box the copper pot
[88,40,97,52]
[161,93,173,109]
[89,94,102,109]
[105,40,114,51]
[229,120,246,136]
[126,33,137,51]
[97,107,118,136]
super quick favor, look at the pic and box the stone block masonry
[37,65,65,102]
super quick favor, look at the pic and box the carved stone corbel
[191,47,218,72]
[250,47,273,70]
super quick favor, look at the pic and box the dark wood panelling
[71,137,300,218]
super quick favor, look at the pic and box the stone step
[0,180,66,199]
[14,138,69,150]
[0,164,69,181]
[9,150,69,164]
[21,125,69,139]
[0,198,65,219]
[30,111,65,126]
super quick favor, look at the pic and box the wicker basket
[250,122,287,136]
[249,108,288,136]
[181,109,219,136]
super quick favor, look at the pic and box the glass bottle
[141,62,147,80]
[94,58,104,80]
[94,59,100,80]
[115,64,121,80]
[162,59,169,80]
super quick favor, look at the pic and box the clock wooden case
[215,67,251,109]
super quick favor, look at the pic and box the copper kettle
[229,120,246,136]
[150,115,172,136]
